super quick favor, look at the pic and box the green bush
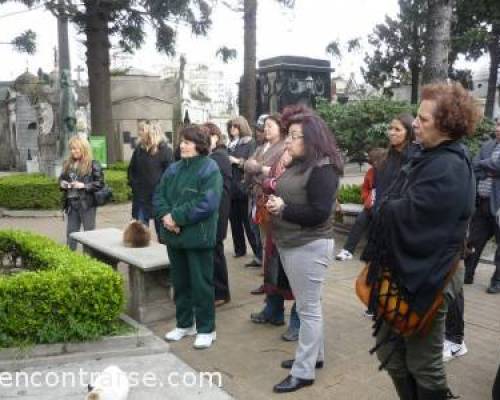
[0,171,131,210]
[107,161,130,171]
[317,97,417,161]
[337,184,362,204]
[0,230,125,347]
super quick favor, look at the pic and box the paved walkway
[0,167,498,399]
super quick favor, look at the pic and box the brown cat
[122,220,151,248]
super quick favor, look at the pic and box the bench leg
[128,267,174,323]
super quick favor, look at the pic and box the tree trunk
[410,60,420,104]
[485,24,500,119]
[84,1,120,163]
[423,0,454,84]
[242,0,257,126]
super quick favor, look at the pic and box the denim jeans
[289,302,300,331]
[262,293,285,321]
[132,197,161,239]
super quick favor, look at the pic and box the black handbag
[93,185,113,206]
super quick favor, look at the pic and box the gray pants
[279,239,334,380]
[66,207,97,250]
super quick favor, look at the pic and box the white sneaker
[165,326,197,341]
[193,332,216,349]
[335,249,353,261]
[443,340,468,362]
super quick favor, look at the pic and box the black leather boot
[487,266,500,294]
[416,385,458,399]
[390,374,417,400]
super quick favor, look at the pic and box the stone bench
[70,228,174,324]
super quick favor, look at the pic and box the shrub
[0,230,124,347]
[337,184,362,204]
[107,161,130,171]
[317,97,417,161]
[0,171,131,210]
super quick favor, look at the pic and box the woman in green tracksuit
[154,125,222,350]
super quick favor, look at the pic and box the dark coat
[228,136,255,200]
[128,143,173,214]
[210,146,232,241]
[363,141,475,314]
[59,160,105,211]
[473,138,500,215]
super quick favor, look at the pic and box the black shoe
[250,311,285,326]
[233,253,246,258]
[464,276,474,284]
[281,359,323,369]
[250,285,265,295]
[245,259,262,267]
[281,327,299,342]
[487,281,500,294]
[273,375,314,393]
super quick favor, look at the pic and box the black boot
[417,385,458,399]
[390,374,417,400]
[487,267,500,294]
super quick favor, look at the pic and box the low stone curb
[0,208,63,218]
[0,314,169,370]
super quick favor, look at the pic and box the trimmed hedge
[107,161,130,171]
[0,171,131,210]
[338,184,362,204]
[0,230,125,347]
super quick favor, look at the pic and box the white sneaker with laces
[335,249,353,261]
[165,326,197,342]
[443,340,468,362]
[193,332,216,349]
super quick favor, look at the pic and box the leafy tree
[0,29,37,54]
[362,0,426,104]
[0,0,212,162]
[216,46,237,63]
[458,0,500,118]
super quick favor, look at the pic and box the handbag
[355,258,459,337]
[93,185,113,206]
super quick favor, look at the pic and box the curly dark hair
[200,122,224,147]
[282,104,344,175]
[180,125,210,156]
[420,83,481,139]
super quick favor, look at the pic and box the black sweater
[128,143,173,203]
[210,146,232,241]
[281,165,338,227]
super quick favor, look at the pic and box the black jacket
[128,143,173,211]
[210,146,232,241]
[228,136,255,200]
[364,141,475,314]
[59,160,105,211]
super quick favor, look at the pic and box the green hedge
[0,171,131,210]
[0,230,125,347]
[338,184,362,204]
[107,161,130,171]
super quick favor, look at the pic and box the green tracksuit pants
[167,247,215,333]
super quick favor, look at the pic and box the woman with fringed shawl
[361,83,480,400]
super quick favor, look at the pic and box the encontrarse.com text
[0,369,222,388]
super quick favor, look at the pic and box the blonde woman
[59,136,104,250]
[128,120,173,239]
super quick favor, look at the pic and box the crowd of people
[58,82,500,398]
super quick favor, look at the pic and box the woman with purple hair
[266,105,343,393]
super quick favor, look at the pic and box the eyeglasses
[290,134,304,140]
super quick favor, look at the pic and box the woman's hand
[261,166,271,176]
[229,155,240,165]
[163,214,180,234]
[266,195,285,215]
[60,180,69,189]
[71,181,85,189]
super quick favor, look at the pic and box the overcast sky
[0,0,487,83]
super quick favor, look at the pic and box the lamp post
[305,75,315,108]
